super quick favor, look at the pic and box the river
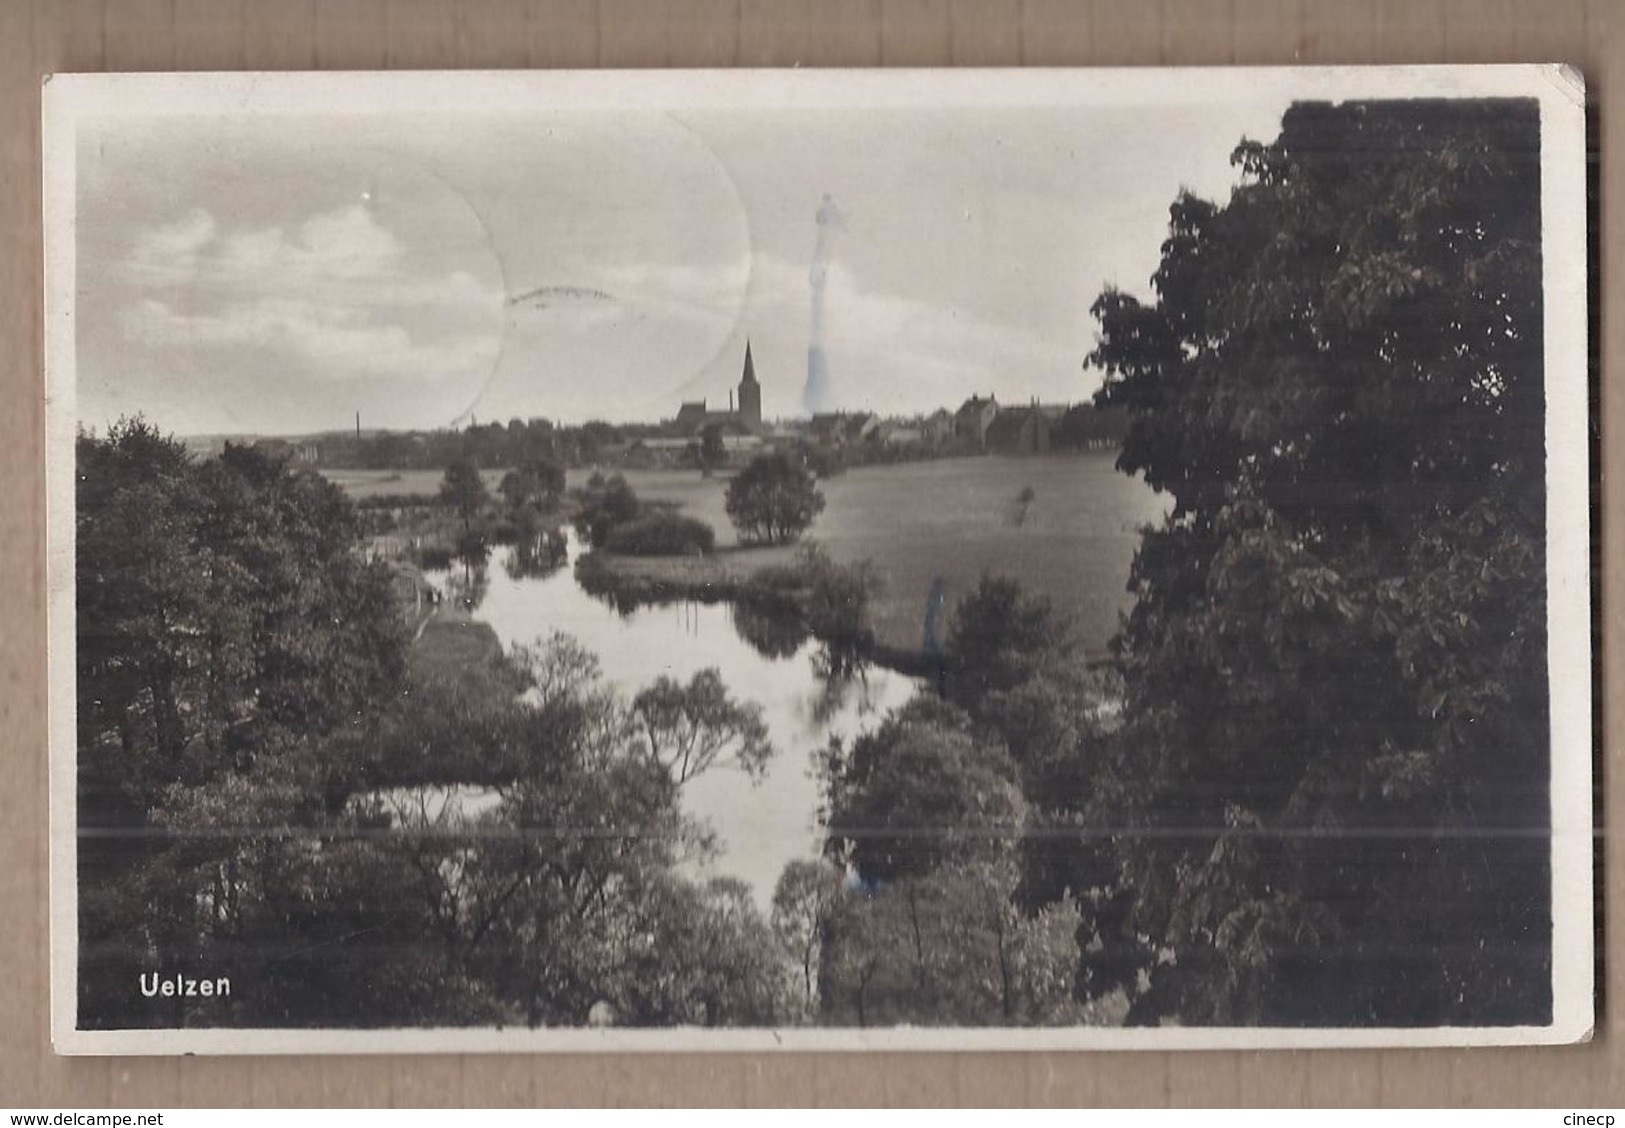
[438,529,921,909]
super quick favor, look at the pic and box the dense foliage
[1086,98,1550,1025]
[603,512,717,557]
[725,452,826,545]
[573,472,642,548]
[75,96,1552,1035]
[77,427,802,1029]
[305,415,622,473]
[77,421,409,1024]
[499,458,567,512]
[438,459,490,532]
[814,644,1114,1025]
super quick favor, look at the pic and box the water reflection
[446,547,490,612]
[728,597,808,661]
[505,526,568,581]
[807,642,875,727]
[444,528,921,906]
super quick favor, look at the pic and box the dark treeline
[1081,98,1551,1025]
[293,417,625,472]
[77,421,1098,1029]
[78,97,1551,1031]
[799,96,1552,1029]
[260,403,1128,477]
[78,423,794,1026]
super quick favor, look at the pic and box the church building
[670,340,765,438]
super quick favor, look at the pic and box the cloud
[126,208,218,284]
[120,296,497,384]
[115,203,505,386]
[742,254,1095,417]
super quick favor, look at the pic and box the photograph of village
[54,70,1585,1044]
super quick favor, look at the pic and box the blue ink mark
[804,194,846,415]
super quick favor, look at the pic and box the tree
[75,423,408,1028]
[823,695,1025,884]
[437,641,792,1028]
[1086,99,1548,1025]
[730,597,809,660]
[944,573,1074,712]
[77,423,406,814]
[498,458,566,512]
[1010,485,1037,527]
[818,860,1086,1028]
[771,858,846,1015]
[439,459,489,533]
[78,431,812,1030]
[699,425,727,476]
[725,452,825,546]
[573,473,640,548]
[598,875,794,1027]
[629,668,775,787]
[800,544,879,663]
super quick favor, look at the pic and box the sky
[74,94,1293,435]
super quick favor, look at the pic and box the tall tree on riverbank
[630,668,774,786]
[1087,99,1549,1025]
[499,457,566,512]
[440,458,489,533]
[816,695,1088,1027]
[76,422,408,1027]
[698,424,727,477]
[725,452,826,545]
[78,422,407,817]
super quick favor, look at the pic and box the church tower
[737,338,762,429]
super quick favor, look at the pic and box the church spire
[737,338,762,428]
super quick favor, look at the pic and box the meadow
[326,455,1169,658]
[319,467,508,498]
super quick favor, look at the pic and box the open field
[329,455,1168,658]
[320,467,508,498]
[611,455,1168,658]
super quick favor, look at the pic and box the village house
[953,395,1000,449]
[922,409,955,448]
[808,411,879,449]
[985,402,1068,455]
[875,420,924,450]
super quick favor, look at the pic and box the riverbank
[574,546,944,682]
[413,614,505,679]
[336,455,1163,664]
[573,544,791,604]
[408,587,508,686]
[567,457,1163,662]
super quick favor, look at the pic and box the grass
[599,455,1168,658]
[411,615,507,684]
[332,455,1168,659]
[319,467,507,499]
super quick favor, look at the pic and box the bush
[603,512,716,557]
[490,520,520,545]
[799,442,845,479]
[801,545,879,654]
[574,474,641,547]
[745,563,807,596]
[353,492,440,511]
[418,544,454,570]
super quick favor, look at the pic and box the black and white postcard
[44,66,1592,1053]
